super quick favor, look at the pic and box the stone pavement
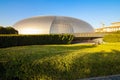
[78,74,120,80]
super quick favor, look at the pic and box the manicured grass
[0,43,120,80]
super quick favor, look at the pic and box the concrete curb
[78,74,120,80]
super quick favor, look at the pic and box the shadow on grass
[2,45,120,80]
[28,50,120,80]
[0,44,95,80]
[70,50,120,79]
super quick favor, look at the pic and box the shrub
[103,34,120,42]
[0,34,74,48]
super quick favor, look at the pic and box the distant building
[95,22,120,32]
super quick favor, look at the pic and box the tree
[116,30,120,33]
[0,26,6,34]
[0,26,18,34]
[6,27,18,34]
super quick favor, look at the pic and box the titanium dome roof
[13,16,94,34]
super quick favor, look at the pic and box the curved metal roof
[13,16,94,34]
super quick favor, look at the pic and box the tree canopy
[0,26,18,34]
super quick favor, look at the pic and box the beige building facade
[95,22,120,32]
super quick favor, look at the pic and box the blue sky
[0,0,120,28]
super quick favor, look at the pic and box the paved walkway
[78,74,120,80]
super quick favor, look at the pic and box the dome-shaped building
[13,16,94,34]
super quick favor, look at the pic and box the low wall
[74,33,105,37]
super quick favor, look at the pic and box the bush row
[0,34,74,48]
[103,34,120,42]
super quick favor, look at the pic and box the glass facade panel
[50,17,74,34]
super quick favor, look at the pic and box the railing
[74,33,106,37]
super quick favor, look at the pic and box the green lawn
[0,43,120,80]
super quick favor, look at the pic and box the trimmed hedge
[0,34,74,48]
[103,34,120,42]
